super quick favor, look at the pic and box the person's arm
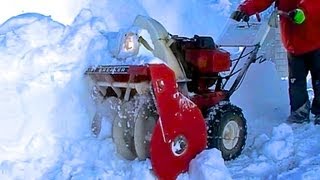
[238,0,275,16]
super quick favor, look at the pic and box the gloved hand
[230,10,250,22]
[288,8,305,24]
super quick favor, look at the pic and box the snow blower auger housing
[85,15,271,179]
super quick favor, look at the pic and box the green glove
[288,8,305,24]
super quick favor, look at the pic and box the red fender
[148,64,207,180]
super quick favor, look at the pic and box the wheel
[206,103,247,160]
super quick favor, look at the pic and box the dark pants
[288,49,320,115]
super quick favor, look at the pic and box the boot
[287,101,310,124]
[314,115,320,125]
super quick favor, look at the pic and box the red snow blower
[85,15,271,179]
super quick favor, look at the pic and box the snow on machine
[85,15,272,179]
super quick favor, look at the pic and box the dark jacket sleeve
[238,0,275,16]
[299,0,320,23]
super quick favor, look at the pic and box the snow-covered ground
[1,0,320,179]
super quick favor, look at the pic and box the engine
[170,35,231,93]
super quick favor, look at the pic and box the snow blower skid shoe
[85,64,207,179]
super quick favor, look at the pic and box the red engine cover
[185,48,231,73]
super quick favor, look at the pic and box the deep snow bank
[0,10,110,157]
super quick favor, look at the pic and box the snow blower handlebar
[217,14,272,98]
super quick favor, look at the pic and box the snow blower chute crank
[85,15,271,179]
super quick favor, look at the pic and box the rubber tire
[206,103,247,160]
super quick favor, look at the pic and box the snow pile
[239,124,294,178]
[262,123,294,161]
[0,10,108,142]
[44,138,154,179]
[0,10,111,179]
[186,149,232,180]
[0,13,65,144]
[228,123,320,179]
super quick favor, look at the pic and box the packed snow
[1,0,320,179]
